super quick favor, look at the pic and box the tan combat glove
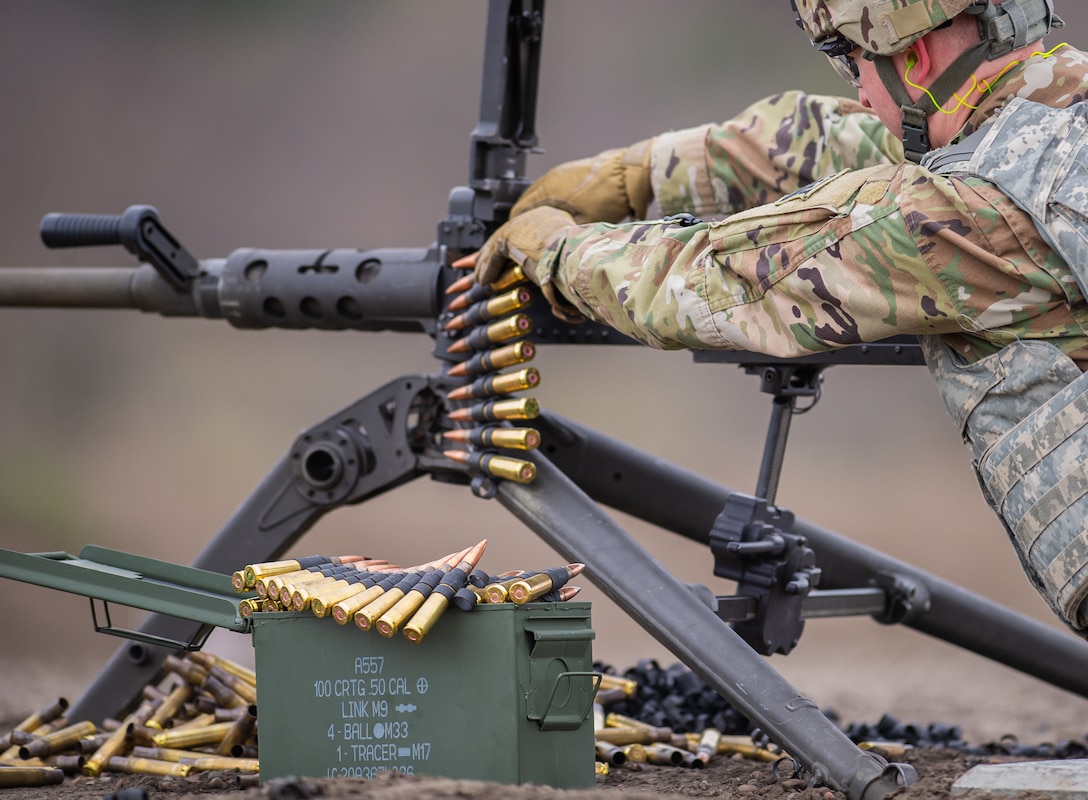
[510,137,654,223]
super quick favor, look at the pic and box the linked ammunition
[444,286,534,331]
[108,755,191,778]
[509,563,585,604]
[446,367,541,402]
[375,548,470,638]
[447,397,540,423]
[18,720,96,760]
[446,264,529,312]
[594,741,626,766]
[447,340,535,379]
[559,586,582,601]
[443,449,536,484]
[442,426,540,451]
[451,585,485,611]
[238,598,262,618]
[331,573,403,624]
[242,554,380,590]
[354,569,429,631]
[444,271,476,296]
[402,541,487,643]
[0,766,65,787]
[482,575,527,604]
[446,313,531,355]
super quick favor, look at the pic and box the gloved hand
[510,137,654,224]
[455,206,585,323]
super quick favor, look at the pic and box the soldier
[464,0,1088,634]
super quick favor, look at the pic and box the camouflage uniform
[533,48,1088,365]
[531,47,1088,629]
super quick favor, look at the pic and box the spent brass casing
[596,674,638,697]
[444,450,537,484]
[210,665,258,705]
[446,340,536,379]
[0,766,65,787]
[448,397,540,423]
[593,703,605,733]
[593,687,627,707]
[444,287,534,331]
[132,746,210,763]
[109,756,191,778]
[152,721,234,749]
[189,651,257,688]
[43,754,84,774]
[181,756,260,773]
[595,761,609,776]
[593,741,626,766]
[446,313,531,355]
[83,700,158,777]
[695,727,722,764]
[216,706,258,756]
[203,676,247,709]
[859,741,910,759]
[172,712,216,731]
[18,720,96,759]
[9,698,68,737]
[446,367,541,402]
[443,426,540,451]
[0,730,34,752]
[644,743,686,766]
[621,743,648,763]
[146,682,193,730]
[593,726,656,746]
[163,654,208,686]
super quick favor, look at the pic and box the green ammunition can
[251,602,595,787]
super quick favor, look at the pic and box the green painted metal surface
[251,602,596,787]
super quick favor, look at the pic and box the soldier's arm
[651,90,903,218]
[533,163,1081,360]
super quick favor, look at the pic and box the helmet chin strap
[871,0,1061,163]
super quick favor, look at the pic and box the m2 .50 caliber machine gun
[4,3,1088,799]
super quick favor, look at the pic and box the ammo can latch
[523,616,597,731]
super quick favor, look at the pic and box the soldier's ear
[903,41,931,82]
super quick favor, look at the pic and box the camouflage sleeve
[535,162,1080,360]
[651,90,904,217]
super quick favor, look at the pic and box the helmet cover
[792,0,977,54]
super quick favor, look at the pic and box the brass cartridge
[443,450,536,483]
[446,313,532,355]
[402,591,449,643]
[593,741,626,766]
[509,563,585,604]
[238,598,262,618]
[216,705,257,756]
[163,654,208,686]
[245,559,305,587]
[447,397,540,423]
[446,264,528,312]
[202,675,248,709]
[331,580,391,625]
[189,651,257,687]
[7,698,68,737]
[695,727,722,765]
[644,743,686,766]
[108,755,192,778]
[446,367,541,401]
[355,570,428,631]
[145,682,193,730]
[596,674,638,697]
[181,755,260,773]
[172,712,216,731]
[0,766,64,787]
[131,745,207,762]
[209,665,258,705]
[152,721,234,750]
[444,286,534,331]
[621,743,648,763]
[43,754,85,774]
[482,575,526,604]
[310,580,371,618]
[0,731,34,752]
[442,426,541,451]
[83,700,157,778]
[446,340,536,379]
[19,720,96,759]
[594,726,656,746]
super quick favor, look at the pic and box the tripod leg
[535,412,1088,698]
[497,454,914,800]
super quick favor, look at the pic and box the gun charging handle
[40,204,198,290]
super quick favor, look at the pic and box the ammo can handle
[537,671,600,732]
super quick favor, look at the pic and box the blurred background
[2,0,1088,740]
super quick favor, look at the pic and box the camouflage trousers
[923,336,1088,632]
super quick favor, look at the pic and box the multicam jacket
[534,47,1088,367]
[534,46,1088,630]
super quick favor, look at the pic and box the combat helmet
[790,0,1063,160]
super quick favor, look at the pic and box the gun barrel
[0,245,445,333]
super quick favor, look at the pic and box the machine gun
[3,3,1088,798]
